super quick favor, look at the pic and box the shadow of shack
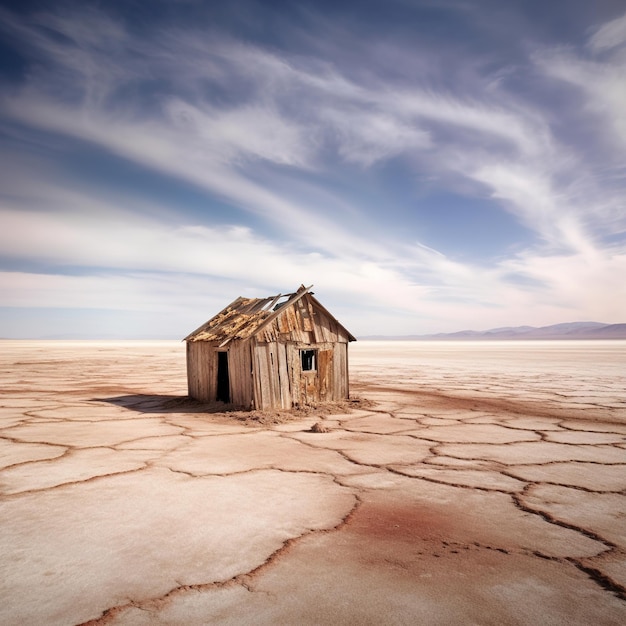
[184,285,356,410]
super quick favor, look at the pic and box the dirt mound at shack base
[222,396,374,426]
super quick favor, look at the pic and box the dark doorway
[217,351,230,402]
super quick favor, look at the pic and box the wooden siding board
[318,348,333,401]
[297,299,313,332]
[266,343,282,409]
[187,341,217,402]
[277,313,290,334]
[244,342,254,407]
[305,298,318,338]
[335,343,348,399]
[286,307,299,334]
[231,345,241,405]
[330,343,340,400]
[312,307,331,342]
[251,340,261,409]
[287,344,300,406]
[277,344,291,409]
[300,371,318,404]
[254,344,272,409]
[228,342,253,408]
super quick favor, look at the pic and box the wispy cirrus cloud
[535,11,626,151]
[1,2,625,336]
[588,10,626,52]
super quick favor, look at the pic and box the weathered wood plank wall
[186,341,217,402]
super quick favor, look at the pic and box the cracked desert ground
[1,340,625,626]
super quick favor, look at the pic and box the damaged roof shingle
[183,286,313,344]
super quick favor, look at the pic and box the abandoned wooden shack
[184,285,356,410]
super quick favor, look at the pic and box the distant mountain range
[361,322,626,341]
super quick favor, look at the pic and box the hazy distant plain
[351,340,626,423]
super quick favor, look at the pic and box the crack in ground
[566,558,626,601]
[76,493,363,626]
[385,467,520,495]
[511,486,618,550]
[0,466,150,499]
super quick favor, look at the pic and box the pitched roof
[184,285,292,344]
[184,285,356,345]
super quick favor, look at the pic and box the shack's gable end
[256,294,354,345]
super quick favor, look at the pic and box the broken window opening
[301,349,317,372]
[273,295,291,311]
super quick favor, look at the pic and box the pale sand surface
[0,339,625,625]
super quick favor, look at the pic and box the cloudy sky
[1,0,625,338]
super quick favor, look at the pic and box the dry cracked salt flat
[1,340,625,625]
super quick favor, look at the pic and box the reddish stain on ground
[351,500,453,544]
